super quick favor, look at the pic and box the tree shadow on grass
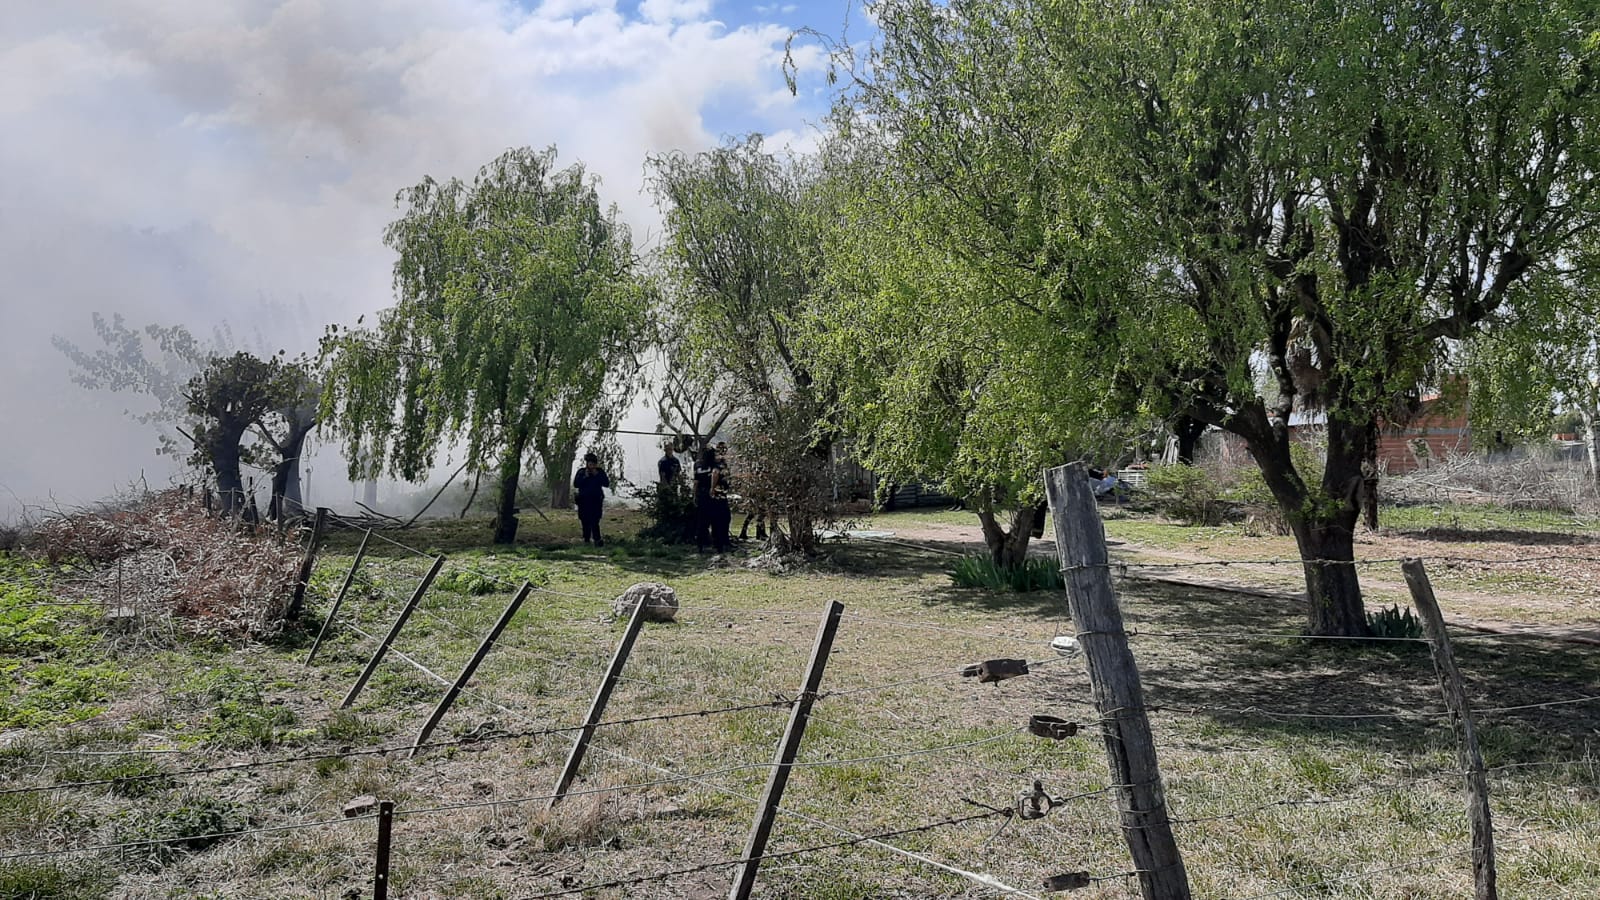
[1096,580,1600,768]
[1398,527,1600,547]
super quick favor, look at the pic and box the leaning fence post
[727,600,844,900]
[1402,558,1498,900]
[547,591,653,806]
[341,555,445,709]
[412,581,534,759]
[288,506,330,621]
[305,529,372,667]
[1046,464,1191,900]
[373,799,395,900]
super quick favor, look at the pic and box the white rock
[612,582,679,623]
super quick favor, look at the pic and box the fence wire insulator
[1043,872,1092,891]
[961,658,1030,683]
[1028,715,1079,740]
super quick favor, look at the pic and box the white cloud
[0,0,840,517]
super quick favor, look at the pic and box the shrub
[632,480,700,544]
[951,556,1064,592]
[1145,464,1226,526]
[1366,605,1424,640]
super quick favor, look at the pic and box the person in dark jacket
[573,453,611,546]
[693,446,716,552]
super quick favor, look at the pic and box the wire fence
[3,494,1598,899]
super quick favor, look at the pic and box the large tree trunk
[492,434,529,545]
[1242,414,1370,636]
[976,505,1037,568]
[209,426,247,516]
[1174,416,1208,465]
[268,424,310,522]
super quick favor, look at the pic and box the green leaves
[322,146,647,503]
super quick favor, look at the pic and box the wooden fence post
[341,555,445,709]
[411,581,534,758]
[1046,463,1191,900]
[287,506,330,621]
[1402,558,1498,900]
[373,800,395,900]
[727,600,844,900]
[304,528,372,667]
[548,592,653,806]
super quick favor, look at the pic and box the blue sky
[0,0,866,516]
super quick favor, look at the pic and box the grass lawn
[0,507,1596,898]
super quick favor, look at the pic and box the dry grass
[0,508,1596,898]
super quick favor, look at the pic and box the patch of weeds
[318,710,387,744]
[54,755,171,798]
[1288,751,1345,793]
[0,861,111,900]
[111,794,244,872]
[442,876,508,898]
[314,756,349,778]
[526,793,620,852]
[0,562,126,729]
[176,666,299,749]
[816,764,886,803]
[0,791,76,839]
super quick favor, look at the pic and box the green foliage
[1365,605,1424,641]
[950,555,1065,592]
[0,861,110,900]
[176,667,300,748]
[1146,465,1227,527]
[0,560,124,728]
[322,146,648,540]
[53,755,170,799]
[111,795,244,872]
[823,0,1600,633]
[632,481,700,544]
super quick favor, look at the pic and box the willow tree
[322,147,646,544]
[648,137,835,553]
[805,135,1145,567]
[828,0,1600,634]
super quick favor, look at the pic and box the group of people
[660,441,733,553]
[569,440,736,552]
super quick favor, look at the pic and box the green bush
[1144,464,1226,526]
[1366,605,1424,640]
[1224,440,1327,535]
[950,556,1065,592]
[632,481,700,544]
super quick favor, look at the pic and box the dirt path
[867,520,1600,647]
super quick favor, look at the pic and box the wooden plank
[411,582,534,759]
[1402,558,1498,900]
[1046,463,1190,900]
[304,528,371,667]
[341,555,445,710]
[547,592,652,806]
[727,600,845,900]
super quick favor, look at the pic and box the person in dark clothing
[657,443,683,485]
[573,453,611,545]
[693,446,717,552]
[710,443,732,551]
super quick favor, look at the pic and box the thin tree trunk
[1583,407,1600,494]
[492,435,528,545]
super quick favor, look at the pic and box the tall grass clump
[951,556,1064,592]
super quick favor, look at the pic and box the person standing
[693,446,717,552]
[657,442,683,485]
[573,453,611,546]
[711,443,733,551]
